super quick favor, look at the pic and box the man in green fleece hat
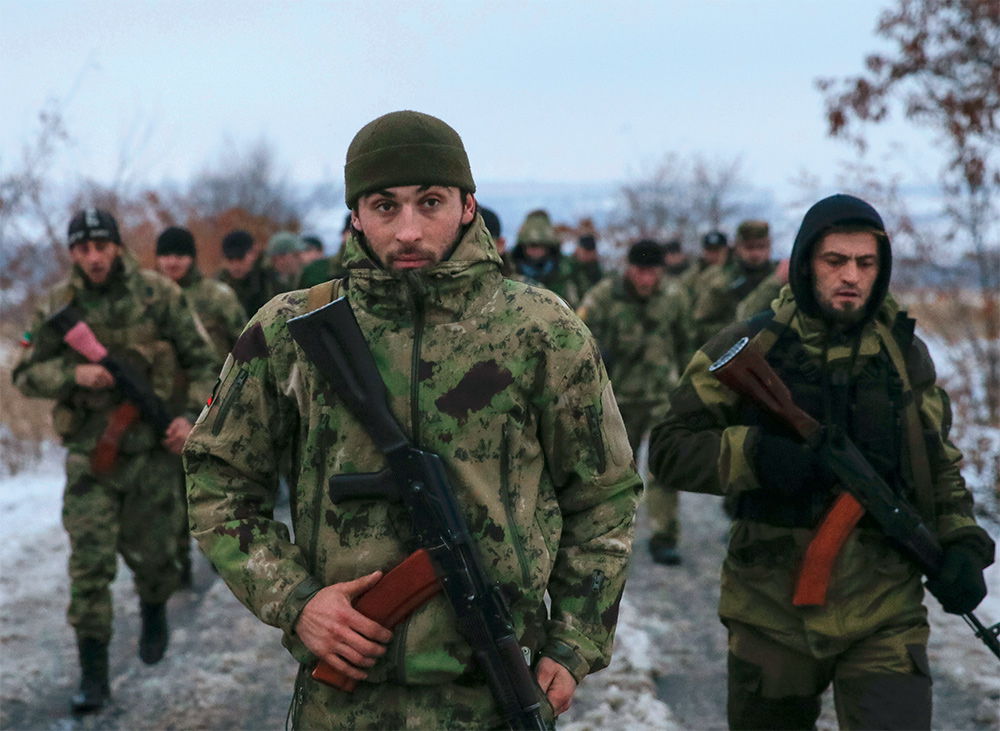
[511,209,584,307]
[185,110,642,729]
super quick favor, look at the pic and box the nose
[842,260,861,284]
[395,204,421,243]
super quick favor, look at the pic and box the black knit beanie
[68,208,121,247]
[156,226,196,257]
[222,230,254,260]
[345,111,475,208]
[628,239,664,267]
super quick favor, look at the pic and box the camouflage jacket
[217,258,287,319]
[13,253,219,453]
[175,265,247,359]
[578,275,693,408]
[692,259,777,347]
[511,247,583,308]
[184,214,642,685]
[649,287,994,645]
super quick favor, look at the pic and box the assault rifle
[709,336,1000,662]
[286,297,551,731]
[46,305,174,473]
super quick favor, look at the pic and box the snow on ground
[0,441,65,566]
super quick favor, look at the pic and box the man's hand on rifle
[295,571,393,681]
[753,431,825,497]
[536,657,577,716]
[75,363,114,390]
[925,541,989,615]
[163,417,193,455]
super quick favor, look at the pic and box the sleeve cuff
[539,638,591,684]
[278,575,326,636]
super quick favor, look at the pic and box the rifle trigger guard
[327,468,398,503]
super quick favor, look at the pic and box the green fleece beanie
[345,111,476,208]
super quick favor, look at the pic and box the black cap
[578,234,597,251]
[222,230,254,260]
[156,226,196,257]
[480,207,502,239]
[68,208,120,247]
[628,239,664,267]
[702,231,727,249]
[663,238,682,254]
[301,235,323,252]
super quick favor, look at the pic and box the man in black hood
[649,194,994,730]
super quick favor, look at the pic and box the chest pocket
[849,354,904,487]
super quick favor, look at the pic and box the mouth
[832,290,861,306]
[391,254,433,270]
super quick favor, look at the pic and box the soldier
[578,239,692,566]
[299,215,353,289]
[691,220,777,346]
[662,238,691,280]
[300,235,326,267]
[267,231,307,291]
[155,226,247,359]
[185,111,642,729]
[568,218,604,298]
[649,194,994,730]
[155,225,246,585]
[510,209,582,306]
[13,209,219,714]
[217,229,285,318]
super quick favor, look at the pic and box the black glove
[925,542,988,615]
[752,432,824,497]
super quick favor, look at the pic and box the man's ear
[461,193,477,225]
[350,209,363,234]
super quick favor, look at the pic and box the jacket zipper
[394,293,425,684]
[582,569,606,620]
[500,422,532,587]
[211,368,248,436]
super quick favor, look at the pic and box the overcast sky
[1,0,942,202]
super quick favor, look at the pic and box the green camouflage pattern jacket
[184,214,642,685]
[298,248,349,289]
[13,253,219,453]
[692,258,777,347]
[175,265,247,359]
[649,286,994,648]
[578,275,693,409]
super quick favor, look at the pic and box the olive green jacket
[185,214,642,685]
[650,287,994,649]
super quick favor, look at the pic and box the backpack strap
[874,315,936,523]
[305,279,341,313]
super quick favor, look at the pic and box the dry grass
[0,320,57,477]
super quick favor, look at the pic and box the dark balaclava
[789,193,892,326]
[156,226,196,257]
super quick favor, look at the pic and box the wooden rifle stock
[709,337,866,606]
[312,549,441,691]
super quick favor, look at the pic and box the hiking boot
[649,535,682,566]
[71,637,109,715]
[139,601,169,665]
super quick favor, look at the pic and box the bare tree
[611,152,749,250]
[189,138,303,225]
[818,0,1000,428]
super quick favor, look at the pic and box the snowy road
[1,451,997,730]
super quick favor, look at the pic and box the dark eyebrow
[367,189,398,200]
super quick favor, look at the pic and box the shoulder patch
[232,322,268,363]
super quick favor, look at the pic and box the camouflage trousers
[620,404,679,546]
[289,665,513,730]
[62,448,184,642]
[726,618,932,730]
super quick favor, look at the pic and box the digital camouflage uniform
[185,214,642,729]
[166,263,246,578]
[217,256,287,319]
[734,269,785,323]
[691,257,777,348]
[649,196,995,730]
[13,253,219,643]
[578,274,692,553]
